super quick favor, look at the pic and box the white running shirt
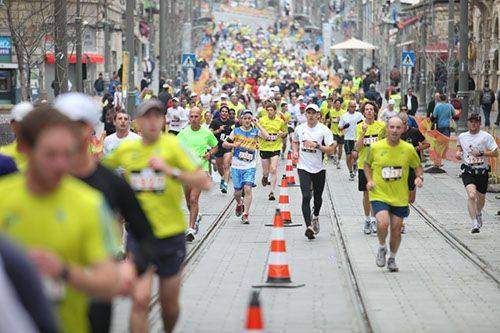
[457,130,498,169]
[293,122,334,173]
[103,131,141,155]
[339,111,364,140]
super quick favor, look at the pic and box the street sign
[182,53,196,69]
[401,51,416,67]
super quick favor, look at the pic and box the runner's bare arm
[149,157,211,190]
[363,161,375,191]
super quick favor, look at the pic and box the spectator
[427,92,440,117]
[432,93,456,137]
[403,87,418,115]
[94,73,105,96]
[479,81,495,127]
[365,83,382,108]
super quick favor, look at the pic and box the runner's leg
[389,214,403,256]
[477,192,486,213]
[243,184,253,215]
[130,269,154,333]
[269,155,280,192]
[311,170,326,216]
[363,191,371,217]
[298,169,313,226]
[159,274,182,333]
[187,188,202,229]
[215,157,224,177]
[465,184,478,219]
[261,158,270,180]
[223,152,232,184]
[375,210,390,246]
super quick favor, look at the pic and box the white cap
[305,104,319,112]
[220,93,228,99]
[11,102,34,122]
[54,93,100,126]
[190,92,198,97]
[388,99,396,105]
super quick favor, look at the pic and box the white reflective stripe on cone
[271,227,285,240]
[268,251,289,265]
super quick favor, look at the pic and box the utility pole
[54,0,68,96]
[160,0,168,81]
[418,15,428,113]
[357,0,363,72]
[447,0,455,97]
[103,0,111,83]
[75,0,83,92]
[182,0,193,86]
[125,0,135,114]
[458,0,469,129]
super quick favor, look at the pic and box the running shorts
[461,171,489,194]
[333,134,344,145]
[168,130,180,136]
[344,140,355,155]
[126,233,186,278]
[259,150,281,159]
[287,126,294,134]
[231,167,257,190]
[214,145,231,158]
[371,201,409,218]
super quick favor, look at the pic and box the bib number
[332,117,340,123]
[363,135,378,146]
[381,166,403,181]
[267,134,278,142]
[220,133,226,141]
[301,141,318,153]
[130,168,166,193]
[466,155,484,166]
[237,150,254,162]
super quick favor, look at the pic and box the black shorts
[259,150,281,159]
[127,233,186,278]
[358,169,367,191]
[408,168,416,191]
[333,134,344,145]
[168,130,179,136]
[461,172,489,194]
[287,126,294,134]
[215,145,231,158]
[344,140,355,155]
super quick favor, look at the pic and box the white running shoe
[370,219,377,234]
[376,246,387,267]
[476,212,483,228]
[387,257,399,272]
[311,215,320,234]
[363,219,371,234]
[185,228,195,242]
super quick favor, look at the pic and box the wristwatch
[171,168,181,180]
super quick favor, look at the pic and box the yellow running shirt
[103,134,198,238]
[0,141,27,171]
[0,174,119,333]
[356,120,386,170]
[258,115,286,152]
[329,108,345,136]
[365,139,421,207]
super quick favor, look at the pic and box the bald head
[387,116,404,144]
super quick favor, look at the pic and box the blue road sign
[401,51,416,67]
[182,53,196,69]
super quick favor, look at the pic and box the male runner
[103,111,141,155]
[223,110,269,224]
[0,101,34,171]
[103,99,211,333]
[329,98,347,168]
[209,105,235,193]
[0,106,124,333]
[339,100,364,180]
[355,101,386,234]
[292,104,336,240]
[178,107,218,241]
[456,113,498,233]
[165,97,188,135]
[364,117,423,272]
[258,102,287,201]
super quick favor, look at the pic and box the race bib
[42,277,66,303]
[301,141,318,153]
[220,133,226,141]
[237,150,254,162]
[363,135,378,146]
[267,134,278,142]
[332,117,340,123]
[381,166,403,180]
[466,155,485,166]
[130,168,166,193]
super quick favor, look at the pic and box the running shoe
[370,219,377,234]
[311,215,320,234]
[336,161,341,170]
[185,228,195,242]
[221,181,228,194]
[387,257,399,272]
[242,213,249,224]
[268,192,275,201]
[401,225,407,234]
[194,215,202,234]
[363,219,371,234]
[305,226,315,240]
[476,212,483,228]
[261,176,268,187]
[219,180,224,191]
[349,172,355,181]
[376,246,387,267]
[235,203,244,217]
[471,224,480,234]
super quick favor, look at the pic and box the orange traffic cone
[253,209,305,289]
[245,291,263,332]
[264,177,301,227]
[285,157,298,186]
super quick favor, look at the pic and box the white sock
[470,218,478,228]
[371,216,377,222]
[379,244,387,251]
[365,216,371,222]
[389,252,397,259]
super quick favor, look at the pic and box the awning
[330,38,378,50]
[45,52,104,64]
[424,42,456,54]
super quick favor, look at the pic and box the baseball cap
[136,99,164,118]
[220,93,228,99]
[388,99,396,105]
[305,104,319,112]
[162,83,169,88]
[54,93,100,126]
[172,97,179,102]
[241,109,253,117]
[468,113,481,121]
[11,102,34,122]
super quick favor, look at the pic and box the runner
[0,101,34,171]
[329,98,347,169]
[209,105,235,193]
[103,99,211,333]
[178,107,219,241]
[455,113,498,233]
[0,106,125,333]
[364,117,424,272]
[223,110,269,224]
[378,99,398,124]
[166,97,188,135]
[339,100,364,180]
[355,101,386,234]
[103,111,141,155]
[292,104,336,240]
[258,102,287,201]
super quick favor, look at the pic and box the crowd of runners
[0,19,498,333]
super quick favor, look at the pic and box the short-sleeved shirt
[401,128,426,161]
[328,108,346,135]
[0,174,118,333]
[231,126,260,169]
[103,134,198,238]
[432,102,455,128]
[457,130,498,169]
[0,142,27,172]
[293,122,334,173]
[177,126,218,171]
[103,131,141,155]
[366,139,421,207]
[258,115,287,152]
[209,118,235,145]
[339,111,364,140]
[356,120,386,170]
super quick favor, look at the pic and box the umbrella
[330,38,379,50]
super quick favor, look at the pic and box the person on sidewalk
[455,113,498,233]
[402,87,418,116]
[364,117,424,272]
[292,104,336,240]
[479,82,496,127]
[432,93,456,137]
[94,73,105,96]
[354,101,386,235]
[223,110,269,224]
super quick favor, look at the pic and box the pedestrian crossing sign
[182,53,196,69]
[401,51,416,67]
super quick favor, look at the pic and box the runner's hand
[414,176,423,188]
[292,151,299,160]
[361,124,368,134]
[303,140,317,150]
[28,249,64,279]
[366,181,375,191]
[455,150,462,160]
[470,147,482,157]
[115,261,137,296]
[203,152,212,160]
